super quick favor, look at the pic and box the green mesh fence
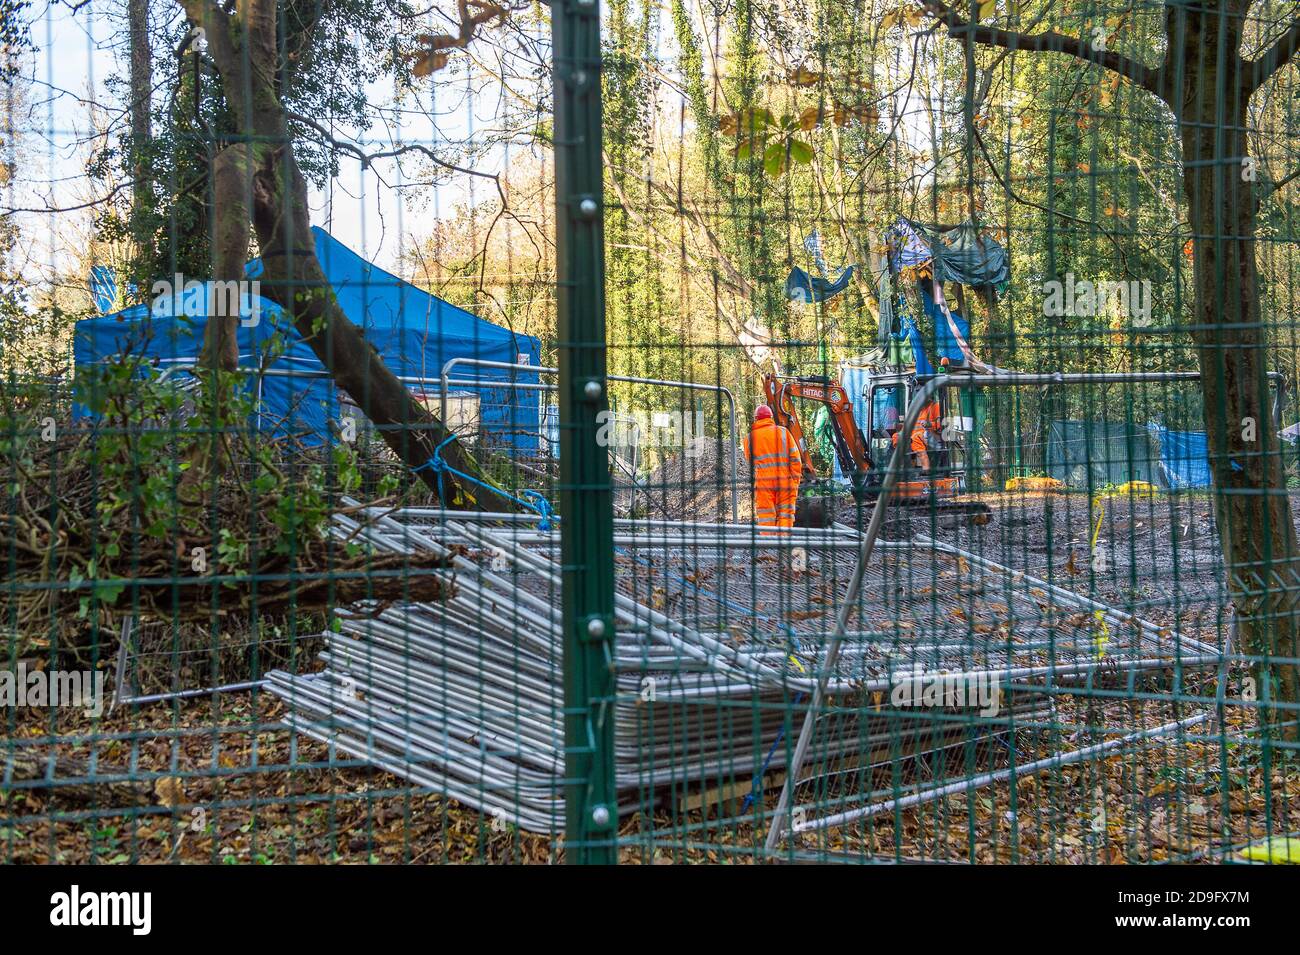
[1,0,1299,867]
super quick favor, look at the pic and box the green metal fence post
[553,0,617,864]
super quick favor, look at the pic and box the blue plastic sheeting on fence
[74,228,541,451]
[1149,422,1212,488]
[1046,419,1163,488]
[1046,419,1213,489]
[829,362,876,484]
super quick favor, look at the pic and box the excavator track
[794,489,992,528]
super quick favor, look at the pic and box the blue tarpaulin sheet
[784,265,855,303]
[900,317,934,376]
[1149,423,1212,488]
[829,362,877,484]
[74,227,541,451]
[1046,419,1214,488]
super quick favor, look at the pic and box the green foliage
[0,351,374,635]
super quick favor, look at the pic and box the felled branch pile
[1,427,457,651]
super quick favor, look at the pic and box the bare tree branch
[1263,163,1300,199]
[286,110,507,202]
[920,0,1166,100]
[1244,15,1300,92]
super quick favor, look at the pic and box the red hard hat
[755,405,773,421]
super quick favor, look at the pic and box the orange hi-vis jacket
[893,400,942,454]
[744,418,803,492]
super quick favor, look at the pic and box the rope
[413,434,556,530]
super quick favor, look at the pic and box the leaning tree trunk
[179,0,518,512]
[1181,54,1300,740]
[249,143,518,511]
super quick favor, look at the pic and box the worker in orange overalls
[891,398,941,471]
[744,405,803,529]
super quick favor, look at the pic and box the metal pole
[441,357,741,521]
[764,374,954,850]
[553,0,617,864]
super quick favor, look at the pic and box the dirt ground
[5,689,1293,864]
[4,489,1298,864]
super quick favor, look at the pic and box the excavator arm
[763,374,873,492]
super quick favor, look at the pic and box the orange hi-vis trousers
[755,486,797,528]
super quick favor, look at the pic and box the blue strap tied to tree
[413,435,557,530]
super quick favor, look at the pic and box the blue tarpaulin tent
[74,227,541,451]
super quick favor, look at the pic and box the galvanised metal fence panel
[2,0,1299,868]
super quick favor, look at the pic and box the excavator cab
[865,374,959,477]
[866,376,907,466]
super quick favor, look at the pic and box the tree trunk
[248,143,518,511]
[127,0,152,246]
[178,0,519,512]
[181,145,250,497]
[198,144,248,374]
[1180,28,1300,739]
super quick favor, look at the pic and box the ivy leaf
[788,139,814,165]
[763,141,789,177]
[96,581,125,605]
[738,108,774,135]
[978,0,997,20]
[798,106,822,131]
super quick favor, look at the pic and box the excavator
[755,216,1010,524]
[761,370,992,524]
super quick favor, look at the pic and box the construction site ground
[5,488,1298,864]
